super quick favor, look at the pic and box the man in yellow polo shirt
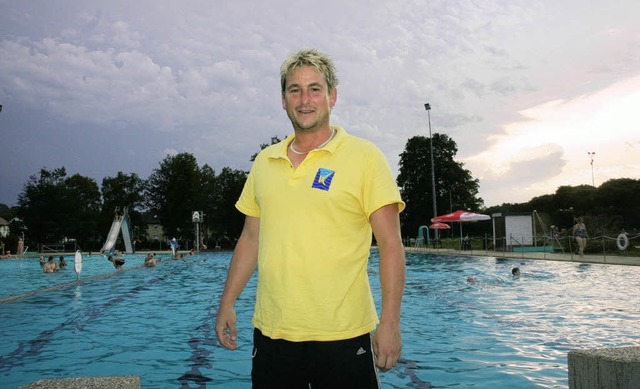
[215,48,406,388]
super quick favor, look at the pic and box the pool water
[0,251,638,388]
[0,254,150,300]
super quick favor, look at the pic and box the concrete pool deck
[19,376,141,388]
[404,246,640,266]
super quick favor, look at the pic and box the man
[42,256,58,273]
[215,48,406,388]
[144,253,157,268]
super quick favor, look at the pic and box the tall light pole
[588,151,596,187]
[425,103,438,239]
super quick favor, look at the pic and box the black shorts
[251,328,380,389]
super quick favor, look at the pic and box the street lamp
[588,151,596,187]
[424,103,438,239]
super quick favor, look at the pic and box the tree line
[4,154,248,252]
[1,133,637,253]
[396,134,639,240]
[484,179,640,238]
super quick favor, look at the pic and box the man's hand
[215,306,238,350]
[372,320,402,371]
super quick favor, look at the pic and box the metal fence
[39,242,81,254]
[407,232,639,258]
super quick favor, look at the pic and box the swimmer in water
[108,255,125,270]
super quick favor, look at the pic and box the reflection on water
[399,252,640,388]
[0,251,639,388]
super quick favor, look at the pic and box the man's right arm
[215,215,260,350]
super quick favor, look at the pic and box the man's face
[282,66,337,132]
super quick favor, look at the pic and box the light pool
[0,251,638,388]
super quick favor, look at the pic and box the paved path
[404,247,640,266]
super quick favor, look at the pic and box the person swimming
[512,267,521,276]
[107,255,125,270]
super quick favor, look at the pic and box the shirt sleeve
[362,145,405,219]
[235,163,261,218]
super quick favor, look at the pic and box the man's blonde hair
[280,48,339,93]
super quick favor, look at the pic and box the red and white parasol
[431,210,491,242]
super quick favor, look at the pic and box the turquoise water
[1,251,639,388]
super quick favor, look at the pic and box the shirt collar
[267,125,346,160]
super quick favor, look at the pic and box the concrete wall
[569,346,640,389]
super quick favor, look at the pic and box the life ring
[616,233,629,251]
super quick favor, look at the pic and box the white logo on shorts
[356,347,367,355]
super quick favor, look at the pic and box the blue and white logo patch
[312,168,335,191]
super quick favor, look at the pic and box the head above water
[512,267,521,276]
[280,48,339,94]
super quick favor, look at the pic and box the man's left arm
[370,203,406,371]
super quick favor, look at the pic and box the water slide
[100,212,134,254]
[120,217,134,253]
[101,216,123,253]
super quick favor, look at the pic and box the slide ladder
[100,208,134,254]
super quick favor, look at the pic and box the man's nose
[301,89,311,103]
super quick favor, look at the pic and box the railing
[406,232,640,258]
[39,243,80,254]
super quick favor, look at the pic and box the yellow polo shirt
[236,126,404,341]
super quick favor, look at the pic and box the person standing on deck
[215,48,406,387]
[573,217,588,257]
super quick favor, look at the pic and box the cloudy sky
[1,0,639,209]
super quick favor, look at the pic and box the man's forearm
[378,239,405,323]
[220,239,258,305]
[219,216,260,307]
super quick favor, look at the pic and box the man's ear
[329,88,337,108]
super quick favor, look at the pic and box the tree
[18,167,68,243]
[589,178,639,233]
[145,153,205,242]
[62,174,101,245]
[486,178,640,236]
[595,178,640,215]
[210,167,247,247]
[17,167,101,248]
[101,172,146,244]
[397,134,482,239]
[554,185,596,217]
[102,172,145,213]
[250,135,284,161]
[198,164,220,247]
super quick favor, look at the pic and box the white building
[0,217,9,238]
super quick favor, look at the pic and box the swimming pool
[0,251,638,388]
